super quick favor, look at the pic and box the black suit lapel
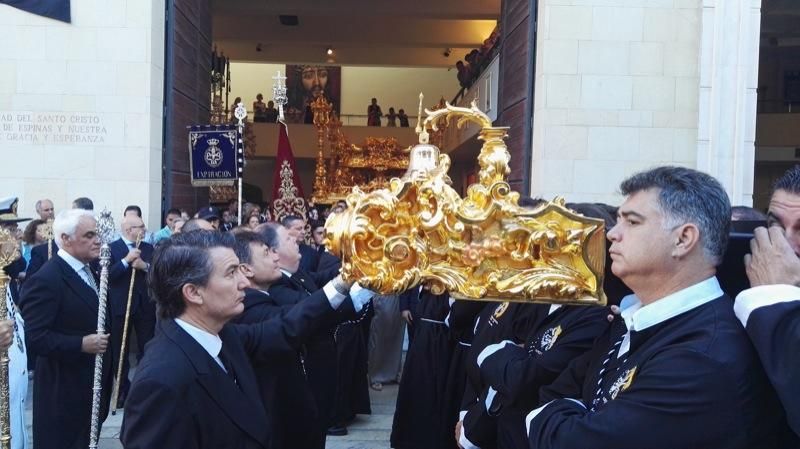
[162,320,269,447]
[56,256,98,314]
[287,272,314,295]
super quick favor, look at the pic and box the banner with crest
[188,125,242,187]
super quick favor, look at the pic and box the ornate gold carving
[0,227,19,449]
[325,96,607,306]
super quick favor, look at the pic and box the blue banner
[0,0,71,23]
[188,125,242,187]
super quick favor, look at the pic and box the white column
[697,0,762,206]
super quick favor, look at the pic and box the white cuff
[121,259,129,269]
[525,399,585,436]
[734,284,800,327]
[349,282,374,312]
[459,410,468,421]
[323,282,347,309]
[458,421,481,449]
[484,387,498,411]
[477,340,514,367]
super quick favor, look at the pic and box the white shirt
[57,248,95,291]
[617,276,723,357]
[175,318,226,371]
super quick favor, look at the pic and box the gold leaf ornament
[325,95,607,306]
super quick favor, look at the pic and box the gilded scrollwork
[326,95,607,306]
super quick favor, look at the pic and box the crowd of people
[367,98,410,128]
[0,164,799,449]
[456,27,501,91]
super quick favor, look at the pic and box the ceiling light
[326,47,334,56]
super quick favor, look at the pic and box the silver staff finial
[234,102,247,127]
[96,209,116,245]
[272,70,288,122]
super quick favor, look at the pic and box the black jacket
[21,254,112,449]
[740,298,800,437]
[107,238,154,317]
[531,295,797,449]
[122,305,332,449]
[234,287,341,449]
[25,240,58,280]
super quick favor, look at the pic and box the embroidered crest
[608,366,637,400]
[489,302,510,325]
[204,138,223,168]
[539,325,562,351]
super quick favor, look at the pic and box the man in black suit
[735,165,800,437]
[107,214,155,406]
[233,229,360,449]
[121,230,359,449]
[282,214,320,272]
[21,208,112,449]
[266,222,371,441]
[525,167,797,449]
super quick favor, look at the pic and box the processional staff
[88,211,115,449]
[0,227,20,449]
[109,231,143,415]
[234,102,247,226]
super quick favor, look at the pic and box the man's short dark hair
[182,218,211,233]
[772,165,800,195]
[149,231,236,319]
[280,215,304,227]
[309,219,325,231]
[166,207,182,217]
[233,231,268,265]
[72,197,94,211]
[620,166,731,265]
[125,205,142,217]
[255,222,281,249]
[566,202,617,230]
[731,206,767,222]
[518,196,546,209]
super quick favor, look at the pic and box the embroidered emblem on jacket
[539,325,562,351]
[489,302,510,325]
[608,366,637,400]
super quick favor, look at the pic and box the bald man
[108,215,156,408]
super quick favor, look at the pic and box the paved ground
[22,379,398,449]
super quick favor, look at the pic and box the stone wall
[530,0,704,205]
[0,1,165,229]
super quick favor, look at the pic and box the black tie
[218,346,238,385]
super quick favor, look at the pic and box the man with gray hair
[21,208,113,449]
[35,198,54,221]
[525,166,797,449]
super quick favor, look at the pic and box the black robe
[530,295,798,449]
[21,255,112,449]
[390,290,453,449]
[473,304,609,449]
[458,302,541,448]
[442,300,485,449]
[736,295,800,437]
